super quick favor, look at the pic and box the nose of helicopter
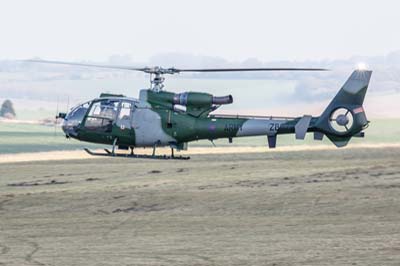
[61,119,79,138]
[57,111,80,138]
[57,101,91,138]
[61,118,70,135]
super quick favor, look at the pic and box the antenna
[54,96,59,137]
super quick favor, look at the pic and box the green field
[1,119,399,154]
[0,123,103,154]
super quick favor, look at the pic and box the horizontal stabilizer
[353,132,365,138]
[314,132,324,141]
[295,115,312,140]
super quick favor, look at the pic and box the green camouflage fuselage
[65,90,303,149]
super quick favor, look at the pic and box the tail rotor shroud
[329,108,354,134]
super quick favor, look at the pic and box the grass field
[0,123,103,154]
[0,147,400,265]
[1,118,400,154]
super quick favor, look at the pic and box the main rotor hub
[143,66,179,75]
[145,66,180,91]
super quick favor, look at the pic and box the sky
[0,0,399,62]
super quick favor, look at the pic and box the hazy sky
[0,0,399,62]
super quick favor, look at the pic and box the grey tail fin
[315,70,372,147]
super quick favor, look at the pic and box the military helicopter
[28,60,372,160]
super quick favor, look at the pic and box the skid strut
[84,148,190,160]
[111,138,117,155]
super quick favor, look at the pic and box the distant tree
[0,99,16,119]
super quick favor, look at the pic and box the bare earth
[0,147,400,265]
[1,143,400,164]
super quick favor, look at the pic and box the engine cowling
[173,92,233,106]
[142,89,233,117]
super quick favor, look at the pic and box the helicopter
[27,60,372,160]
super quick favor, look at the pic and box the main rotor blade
[25,59,147,72]
[176,67,328,72]
[25,59,329,74]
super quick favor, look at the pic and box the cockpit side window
[116,101,133,129]
[84,99,119,132]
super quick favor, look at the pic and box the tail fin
[314,70,372,147]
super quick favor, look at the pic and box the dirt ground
[1,143,400,164]
[0,147,400,265]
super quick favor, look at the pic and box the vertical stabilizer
[315,70,372,147]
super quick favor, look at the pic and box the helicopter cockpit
[62,98,136,138]
[83,99,120,133]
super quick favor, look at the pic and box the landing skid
[84,148,190,160]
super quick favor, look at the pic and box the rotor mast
[138,66,179,91]
[147,67,170,91]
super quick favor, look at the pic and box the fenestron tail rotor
[25,59,328,91]
[328,108,354,134]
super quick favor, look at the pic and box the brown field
[1,147,400,265]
